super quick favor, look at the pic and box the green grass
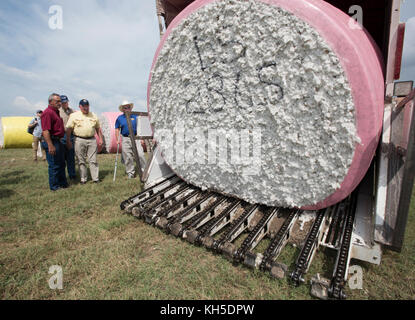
[0,148,414,299]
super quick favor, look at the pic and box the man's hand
[140,140,147,152]
[29,120,38,128]
[48,143,56,156]
[66,140,73,150]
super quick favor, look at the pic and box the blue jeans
[61,133,76,179]
[42,139,68,191]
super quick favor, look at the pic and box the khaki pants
[74,137,99,182]
[121,136,136,177]
[32,136,46,161]
[121,136,146,178]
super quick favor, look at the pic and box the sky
[0,0,414,117]
[0,0,159,117]
[400,0,415,84]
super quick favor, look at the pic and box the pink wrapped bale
[99,112,123,153]
[148,0,384,209]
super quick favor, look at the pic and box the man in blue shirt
[28,110,46,161]
[115,101,139,179]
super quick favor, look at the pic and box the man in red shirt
[41,93,68,191]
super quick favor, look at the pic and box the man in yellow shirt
[66,99,103,184]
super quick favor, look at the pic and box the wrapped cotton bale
[0,117,33,149]
[99,112,123,153]
[0,119,3,149]
[148,0,384,209]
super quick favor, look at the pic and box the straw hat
[118,100,134,112]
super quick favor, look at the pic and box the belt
[51,135,62,140]
[74,135,95,139]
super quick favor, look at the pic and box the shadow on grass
[317,247,337,279]
[99,169,112,180]
[0,175,30,186]
[0,170,25,179]
[0,188,15,199]
[0,169,25,177]
[64,169,112,184]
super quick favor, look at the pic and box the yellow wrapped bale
[0,117,34,149]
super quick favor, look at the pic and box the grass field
[0,148,414,300]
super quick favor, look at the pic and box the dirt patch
[289,211,317,247]
[268,208,293,237]
[248,210,264,230]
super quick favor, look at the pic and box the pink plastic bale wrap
[99,112,123,153]
[148,0,385,210]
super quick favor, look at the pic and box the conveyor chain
[259,210,297,271]
[169,191,212,222]
[212,204,258,251]
[120,174,177,211]
[234,207,276,262]
[156,189,200,220]
[191,199,241,244]
[328,195,357,300]
[172,195,227,237]
[290,210,325,285]
[142,184,194,221]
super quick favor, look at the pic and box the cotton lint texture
[99,114,112,153]
[149,0,360,208]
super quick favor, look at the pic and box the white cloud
[12,96,44,116]
[0,63,39,80]
[135,99,147,110]
[0,0,159,117]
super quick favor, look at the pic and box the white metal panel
[144,144,175,188]
[374,103,392,243]
[351,171,382,265]
[137,116,153,137]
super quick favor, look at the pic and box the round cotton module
[148,0,384,209]
[0,117,33,149]
[99,112,123,153]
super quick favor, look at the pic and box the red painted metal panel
[394,23,406,80]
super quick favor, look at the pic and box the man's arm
[28,119,38,128]
[114,117,121,143]
[115,128,121,144]
[65,114,75,150]
[96,127,103,148]
[66,128,73,150]
[42,130,56,156]
[94,116,103,148]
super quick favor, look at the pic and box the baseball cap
[79,99,89,106]
[60,95,69,103]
